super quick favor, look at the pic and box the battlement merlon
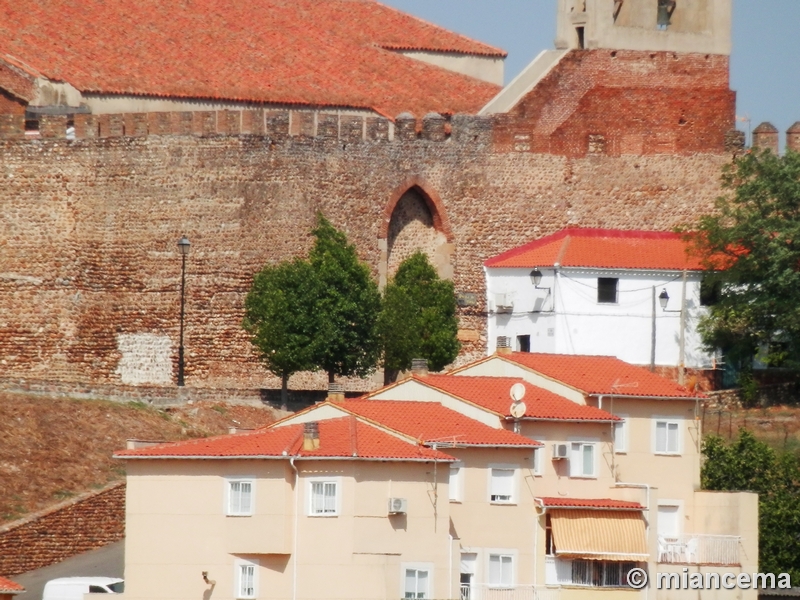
[0,110,497,145]
[556,0,731,55]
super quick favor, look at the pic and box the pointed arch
[379,177,453,242]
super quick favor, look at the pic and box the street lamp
[530,269,543,287]
[177,236,191,387]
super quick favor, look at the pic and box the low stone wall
[0,483,125,576]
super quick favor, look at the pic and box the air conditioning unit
[494,293,513,313]
[552,443,569,460]
[388,497,408,515]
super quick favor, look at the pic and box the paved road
[12,541,124,600]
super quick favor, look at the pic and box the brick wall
[0,119,732,394]
[0,483,125,576]
[493,50,735,157]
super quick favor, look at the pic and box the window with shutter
[490,468,515,503]
[309,479,339,516]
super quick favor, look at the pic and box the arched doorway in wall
[378,179,453,288]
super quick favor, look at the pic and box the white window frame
[226,477,255,516]
[568,441,597,479]
[653,417,682,455]
[235,559,258,599]
[401,562,433,599]
[613,416,628,454]
[488,464,518,504]
[449,461,464,502]
[486,550,517,588]
[528,436,545,476]
[657,500,684,539]
[307,476,341,517]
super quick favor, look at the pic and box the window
[517,335,531,353]
[404,568,430,599]
[569,560,639,587]
[309,479,338,516]
[545,514,556,555]
[654,420,681,454]
[569,442,596,478]
[489,467,516,503]
[227,479,254,516]
[529,436,545,475]
[700,277,721,306]
[236,560,258,599]
[488,554,513,587]
[657,504,681,539]
[613,418,628,453]
[449,462,463,502]
[597,278,618,303]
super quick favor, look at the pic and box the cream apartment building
[116,351,759,600]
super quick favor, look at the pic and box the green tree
[309,214,381,382]
[378,252,460,383]
[242,259,320,409]
[702,430,800,580]
[689,149,800,370]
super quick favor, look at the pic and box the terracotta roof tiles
[501,353,701,398]
[116,416,453,461]
[537,497,645,510]
[485,228,704,271]
[0,0,503,117]
[335,400,542,447]
[404,374,620,421]
[0,577,24,593]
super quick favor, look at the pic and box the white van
[42,577,124,600]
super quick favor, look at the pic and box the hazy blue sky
[380,0,800,145]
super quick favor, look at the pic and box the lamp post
[177,236,191,387]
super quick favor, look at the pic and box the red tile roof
[485,228,705,270]
[0,577,24,593]
[116,417,453,461]
[537,497,645,510]
[334,400,542,447]
[499,353,701,398]
[398,375,620,422]
[0,0,503,118]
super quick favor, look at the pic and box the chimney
[303,422,320,451]
[496,336,512,355]
[752,122,779,154]
[787,122,800,154]
[411,358,429,377]
[327,382,345,403]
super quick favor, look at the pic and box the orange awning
[551,509,649,561]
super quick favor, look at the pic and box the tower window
[576,26,585,49]
[657,0,676,30]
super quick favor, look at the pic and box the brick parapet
[0,109,490,146]
[0,482,125,576]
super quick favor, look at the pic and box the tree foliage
[242,259,320,408]
[378,252,460,383]
[308,214,381,382]
[689,149,800,369]
[702,430,800,579]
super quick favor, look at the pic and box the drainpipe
[449,534,453,600]
[533,499,548,588]
[289,455,300,600]
[678,270,687,385]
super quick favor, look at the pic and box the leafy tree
[309,214,381,382]
[242,259,320,409]
[702,430,800,580]
[378,252,460,384]
[688,149,800,370]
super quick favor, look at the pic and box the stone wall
[0,483,125,576]
[0,119,732,394]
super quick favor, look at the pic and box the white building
[484,228,716,382]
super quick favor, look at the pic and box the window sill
[449,500,462,504]
[568,475,597,480]
[226,513,253,517]
[653,452,681,457]
[489,501,517,506]
[307,513,339,518]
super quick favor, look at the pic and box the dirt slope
[0,392,282,524]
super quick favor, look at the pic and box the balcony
[460,585,560,600]
[657,534,741,566]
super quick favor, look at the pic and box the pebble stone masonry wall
[0,483,125,576]
[0,48,744,397]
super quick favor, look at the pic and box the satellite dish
[510,382,526,402]
[509,401,527,419]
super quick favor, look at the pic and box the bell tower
[555,0,731,55]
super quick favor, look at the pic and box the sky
[380,0,800,146]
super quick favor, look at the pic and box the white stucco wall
[486,267,714,369]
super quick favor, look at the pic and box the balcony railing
[657,534,741,566]
[460,584,560,600]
